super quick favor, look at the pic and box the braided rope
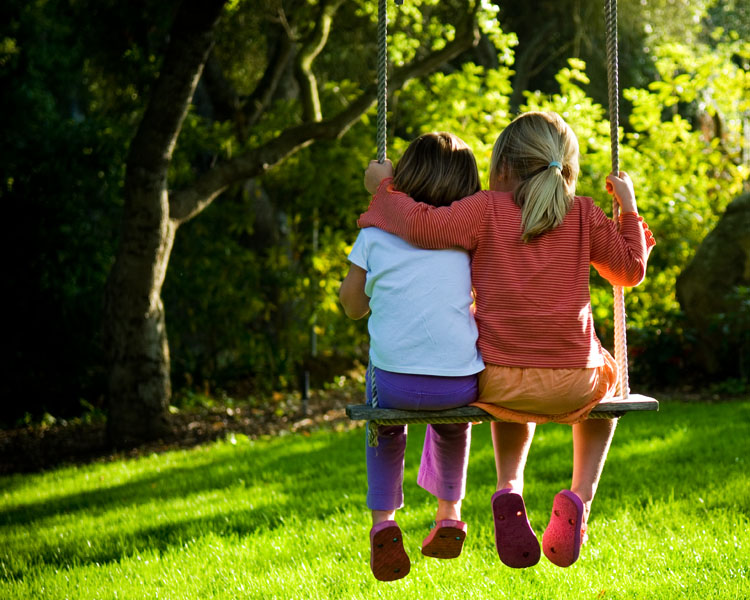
[366,362,380,446]
[376,0,388,163]
[370,1,387,444]
[368,0,401,446]
[605,0,619,177]
[368,410,624,428]
[605,0,630,398]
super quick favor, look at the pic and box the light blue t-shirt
[348,227,484,376]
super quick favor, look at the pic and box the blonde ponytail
[490,112,580,242]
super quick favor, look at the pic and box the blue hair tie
[548,161,562,170]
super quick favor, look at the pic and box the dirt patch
[0,386,363,475]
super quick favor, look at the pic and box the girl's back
[472,191,598,368]
[349,227,482,376]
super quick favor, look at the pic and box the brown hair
[490,112,580,242]
[392,132,480,207]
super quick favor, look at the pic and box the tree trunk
[104,193,177,446]
[103,0,227,446]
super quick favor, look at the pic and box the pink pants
[365,365,478,511]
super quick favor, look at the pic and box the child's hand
[605,171,638,214]
[364,159,394,195]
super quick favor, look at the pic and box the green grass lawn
[1,398,748,599]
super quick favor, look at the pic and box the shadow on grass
[1,500,349,580]
[1,431,368,578]
[0,429,364,528]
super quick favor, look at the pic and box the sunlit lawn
[1,398,748,599]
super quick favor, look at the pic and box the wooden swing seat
[346,394,658,424]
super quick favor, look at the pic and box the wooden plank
[347,405,487,421]
[593,394,659,413]
[346,394,658,422]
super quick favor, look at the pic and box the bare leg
[490,422,540,568]
[571,417,618,521]
[435,498,461,522]
[372,509,397,527]
[491,421,536,493]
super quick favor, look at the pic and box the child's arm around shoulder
[358,160,488,251]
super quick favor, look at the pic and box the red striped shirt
[357,179,656,368]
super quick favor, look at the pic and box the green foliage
[1,0,182,423]
[709,286,750,381]
[618,38,748,369]
[164,128,375,393]
[394,61,514,177]
[1,401,749,597]
[1,0,136,423]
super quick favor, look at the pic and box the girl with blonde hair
[340,132,484,581]
[360,112,655,569]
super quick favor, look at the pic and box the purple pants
[366,365,478,511]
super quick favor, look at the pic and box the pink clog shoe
[421,519,467,559]
[491,489,540,568]
[542,490,586,567]
[370,520,410,581]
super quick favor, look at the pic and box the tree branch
[126,0,227,187]
[246,31,294,129]
[170,5,480,224]
[295,0,345,122]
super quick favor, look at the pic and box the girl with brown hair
[340,132,484,581]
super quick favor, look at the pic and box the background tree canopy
[2,0,748,429]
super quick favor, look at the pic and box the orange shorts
[470,349,619,425]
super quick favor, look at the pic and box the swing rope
[605,0,630,399]
[376,0,389,164]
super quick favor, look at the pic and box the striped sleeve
[357,178,488,251]
[590,204,656,286]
